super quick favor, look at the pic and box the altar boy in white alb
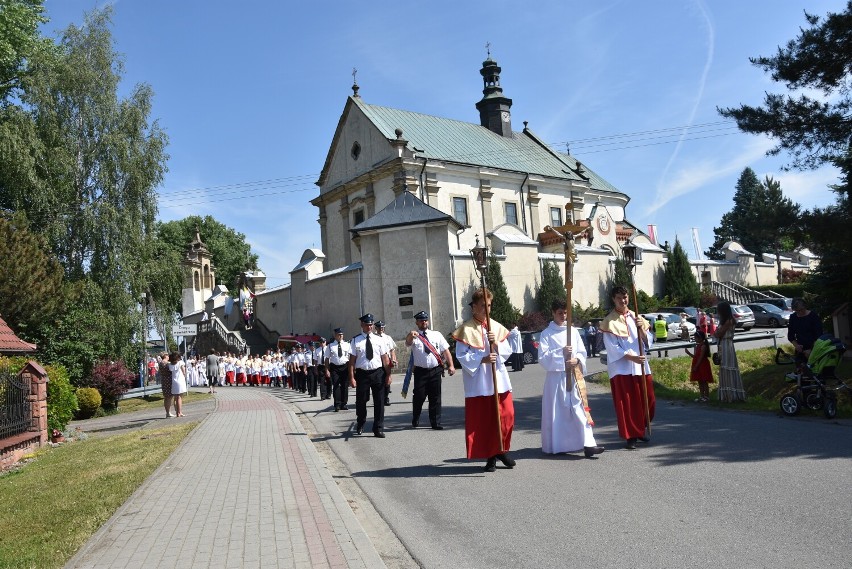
[538,299,604,459]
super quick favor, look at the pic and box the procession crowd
[146,288,823,473]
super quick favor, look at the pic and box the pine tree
[665,239,701,306]
[535,261,566,313]
[485,255,521,328]
[718,3,852,312]
[707,168,765,259]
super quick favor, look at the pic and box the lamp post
[469,235,504,453]
[620,239,651,436]
[470,235,488,279]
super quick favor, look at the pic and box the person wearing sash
[600,285,655,449]
[325,328,351,411]
[452,288,515,472]
[538,299,604,458]
[406,311,455,430]
[348,313,391,437]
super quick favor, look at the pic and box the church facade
[183,57,810,345]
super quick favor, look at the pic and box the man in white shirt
[348,314,391,437]
[406,311,455,429]
[325,328,352,411]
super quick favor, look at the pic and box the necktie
[337,343,342,357]
[366,334,373,360]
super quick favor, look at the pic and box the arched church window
[203,265,211,288]
[194,271,200,291]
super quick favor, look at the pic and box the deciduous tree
[155,215,259,314]
[0,8,169,365]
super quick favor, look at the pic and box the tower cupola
[475,55,513,137]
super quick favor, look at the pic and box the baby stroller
[776,334,849,418]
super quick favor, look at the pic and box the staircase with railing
[710,281,775,305]
[196,316,247,355]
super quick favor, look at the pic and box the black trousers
[355,368,385,432]
[317,365,330,399]
[330,364,349,408]
[412,366,443,427]
[297,370,307,392]
[307,366,318,397]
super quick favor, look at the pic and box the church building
[189,57,667,341]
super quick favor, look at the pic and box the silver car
[731,305,756,330]
[746,303,790,327]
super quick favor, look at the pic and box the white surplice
[538,321,596,453]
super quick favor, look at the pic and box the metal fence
[0,368,31,440]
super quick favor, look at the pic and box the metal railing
[711,281,772,305]
[197,317,246,353]
[0,368,32,440]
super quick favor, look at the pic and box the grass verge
[94,390,212,417]
[0,422,197,569]
[593,346,852,418]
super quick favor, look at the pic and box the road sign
[171,324,197,336]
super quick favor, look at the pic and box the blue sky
[42,0,846,288]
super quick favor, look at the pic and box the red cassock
[609,374,655,439]
[464,392,514,459]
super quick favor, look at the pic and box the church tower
[475,55,513,137]
[181,228,216,316]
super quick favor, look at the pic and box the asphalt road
[287,327,852,568]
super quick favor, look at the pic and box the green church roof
[353,97,621,195]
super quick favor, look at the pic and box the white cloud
[643,136,775,216]
[764,166,842,209]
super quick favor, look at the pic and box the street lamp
[470,234,488,277]
[621,240,639,270]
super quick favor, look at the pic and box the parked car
[660,306,699,324]
[521,331,541,364]
[760,297,793,312]
[731,305,756,330]
[642,312,696,341]
[746,302,790,327]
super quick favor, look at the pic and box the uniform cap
[375,320,385,328]
[334,327,344,334]
[359,313,374,324]
[414,311,429,320]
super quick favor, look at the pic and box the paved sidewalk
[65,387,386,569]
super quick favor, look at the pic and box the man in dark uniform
[406,311,455,429]
[348,313,391,437]
[305,341,318,397]
[315,337,330,400]
[325,328,351,411]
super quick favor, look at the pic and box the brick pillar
[21,361,48,444]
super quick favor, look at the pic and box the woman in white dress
[714,302,746,402]
[168,352,188,417]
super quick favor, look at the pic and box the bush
[518,311,548,332]
[45,364,77,432]
[83,360,133,409]
[75,387,102,419]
